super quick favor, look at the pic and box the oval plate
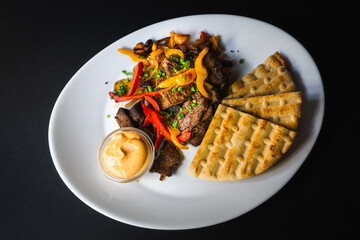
[48,14,324,230]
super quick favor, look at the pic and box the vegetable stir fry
[109,31,230,150]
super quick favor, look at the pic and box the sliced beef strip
[140,125,156,143]
[202,50,229,86]
[160,56,182,76]
[175,91,209,133]
[150,140,183,180]
[153,84,194,110]
[189,119,211,147]
[129,101,145,126]
[115,108,136,128]
[189,104,214,146]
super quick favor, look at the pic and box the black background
[1,1,358,239]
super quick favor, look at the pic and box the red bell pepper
[109,91,160,103]
[128,61,143,96]
[141,102,172,140]
[176,131,191,142]
[141,103,190,147]
[154,129,163,149]
[144,95,160,113]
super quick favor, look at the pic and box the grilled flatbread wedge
[188,104,296,181]
[222,92,302,131]
[226,52,296,99]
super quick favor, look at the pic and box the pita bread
[222,92,302,130]
[226,52,296,99]
[188,104,297,181]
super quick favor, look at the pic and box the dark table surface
[1,1,358,239]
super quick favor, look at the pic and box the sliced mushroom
[133,39,153,56]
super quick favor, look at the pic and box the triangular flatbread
[222,92,302,130]
[226,52,296,99]
[188,104,297,181]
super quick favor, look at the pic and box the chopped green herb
[188,108,193,112]
[239,58,245,64]
[179,108,183,111]
[177,87,183,91]
[147,86,152,92]
[106,114,110,118]
[105,81,108,84]
[178,112,185,119]
[171,87,176,92]
[121,70,133,76]
[191,87,196,92]
[172,121,179,129]
[191,103,196,107]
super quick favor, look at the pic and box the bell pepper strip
[141,102,172,139]
[169,32,190,45]
[109,91,160,103]
[154,129,163,149]
[167,125,189,150]
[200,31,207,38]
[176,131,191,142]
[165,49,184,59]
[156,68,196,89]
[141,103,189,148]
[142,117,151,127]
[149,48,164,61]
[128,61,143,96]
[195,47,209,97]
[118,48,142,62]
[211,34,220,51]
[144,95,160,113]
[147,57,159,78]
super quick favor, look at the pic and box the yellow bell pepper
[165,49,184,59]
[149,48,164,61]
[157,69,196,88]
[195,47,209,97]
[118,48,142,62]
[147,57,159,78]
[211,34,220,51]
[169,32,190,45]
[167,125,189,150]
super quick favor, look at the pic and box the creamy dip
[102,131,150,179]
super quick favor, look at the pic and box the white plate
[48,14,324,230]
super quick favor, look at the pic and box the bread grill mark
[188,105,297,181]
